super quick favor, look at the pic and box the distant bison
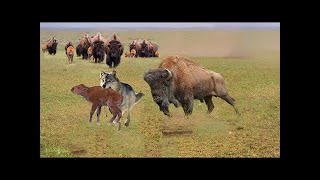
[105,37,124,68]
[65,42,73,54]
[87,47,93,61]
[66,46,74,64]
[155,51,160,57]
[140,40,151,57]
[76,43,82,57]
[143,55,239,117]
[79,34,92,59]
[41,44,48,53]
[47,37,58,55]
[124,51,130,57]
[130,49,136,57]
[129,39,142,57]
[149,41,159,57]
[92,40,105,63]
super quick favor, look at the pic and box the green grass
[40,30,280,157]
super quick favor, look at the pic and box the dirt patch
[71,149,87,155]
[161,124,194,137]
[162,129,193,136]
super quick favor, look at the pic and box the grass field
[40,30,280,157]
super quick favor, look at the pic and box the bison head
[93,40,105,56]
[108,40,122,59]
[140,40,149,56]
[144,68,179,116]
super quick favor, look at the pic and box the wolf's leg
[124,98,132,127]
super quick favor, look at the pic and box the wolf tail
[134,92,144,104]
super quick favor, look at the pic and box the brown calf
[155,51,160,58]
[124,51,130,57]
[71,84,123,130]
[130,49,136,57]
[67,46,74,64]
[87,47,93,61]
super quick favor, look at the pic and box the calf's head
[71,84,89,96]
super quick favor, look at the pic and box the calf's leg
[89,104,98,124]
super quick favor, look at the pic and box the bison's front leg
[204,96,214,114]
[182,97,193,116]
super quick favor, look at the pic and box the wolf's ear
[100,71,106,78]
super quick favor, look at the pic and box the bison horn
[164,68,172,80]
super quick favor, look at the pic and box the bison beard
[143,56,239,117]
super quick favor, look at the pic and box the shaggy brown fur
[66,46,74,64]
[143,55,239,116]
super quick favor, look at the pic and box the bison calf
[71,84,123,130]
[66,46,74,64]
[87,47,93,61]
[124,51,130,57]
[155,51,160,58]
[130,49,136,57]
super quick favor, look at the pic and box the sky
[40,23,280,30]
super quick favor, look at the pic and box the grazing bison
[106,39,123,68]
[92,40,105,63]
[66,46,74,64]
[65,42,73,54]
[71,84,123,130]
[143,55,239,117]
[46,38,58,55]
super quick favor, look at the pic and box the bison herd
[41,32,160,68]
[42,32,239,130]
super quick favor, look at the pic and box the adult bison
[106,40,123,68]
[149,41,159,57]
[143,55,239,117]
[92,40,105,63]
[105,34,123,68]
[47,38,58,55]
[76,42,82,57]
[129,39,142,57]
[140,40,151,57]
[79,34,92,59]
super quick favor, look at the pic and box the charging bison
[92,40,105,63]
[143,55,239,117]
[46,37,58,55]
[105,34,124,68]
